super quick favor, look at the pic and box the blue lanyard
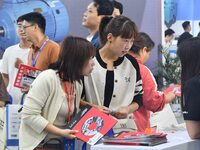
[32,38,49,67]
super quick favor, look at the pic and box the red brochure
[67,105,117,145]
[103,131,167,146]
[14,64,42,88]
[163,84,181,97]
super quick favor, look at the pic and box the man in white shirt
[0,20,31,104]
[163,28,175,52]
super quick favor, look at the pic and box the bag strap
[40,138,64,148]
[18,92,27,112]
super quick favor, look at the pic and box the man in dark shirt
[0,73,9,107]
[177,21,193,47]
[82,0,114,50]
[197,22,200,37]
[112,0,123,17]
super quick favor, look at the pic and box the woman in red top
[129,32,176,131]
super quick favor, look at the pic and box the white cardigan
[19,69,82,150]
[84,53,143,110]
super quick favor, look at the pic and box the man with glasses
[17,12,60,71]
[0,19,31,104]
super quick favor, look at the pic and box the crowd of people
[0,0,200,150]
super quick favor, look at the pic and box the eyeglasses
[17,24,34,30]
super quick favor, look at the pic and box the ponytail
[99,16,113,46]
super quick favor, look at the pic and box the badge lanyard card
[63,138,88,150]
[63,138,75,150]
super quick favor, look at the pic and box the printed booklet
[163,84,181,97]
[102,131,167,146]
[67,105,117,145]
[14,64,42,89]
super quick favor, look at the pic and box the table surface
[91,130,200,150]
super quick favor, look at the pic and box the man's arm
[1,73,9,88]
[0,74,9,106]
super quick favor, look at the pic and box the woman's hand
[21,84,30,93]
[60,129,78,139]
[45,123,78,139]
[94,105,111,114]
[80,100,110,114]
[113,102,139,119]
[165,91,176,103]
[113,106,129,119]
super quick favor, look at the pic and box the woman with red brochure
[19,36,95,150]
[129,32,176,131]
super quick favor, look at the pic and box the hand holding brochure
[67,105,117,145]
[163,84,181,97]
[14,64,42,88]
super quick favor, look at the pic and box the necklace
[64,82,74,122]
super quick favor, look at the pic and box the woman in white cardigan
[19,36,95,150]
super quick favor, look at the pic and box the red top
[130,53,166,131]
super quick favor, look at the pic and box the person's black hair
[93,0,114,16]
[49,36,96,82]
[114,0,123,15]
[182,21,190,30]
[165,28,175,37]
[130,32,155,54]
[177,37,200,104]
[99,15,138,46]
[17,12,46,34]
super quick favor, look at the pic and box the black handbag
[35,138,64,150]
